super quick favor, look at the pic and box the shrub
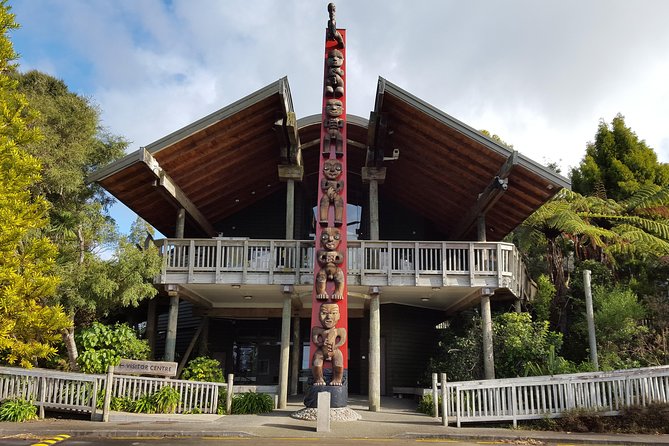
[132,394,155,414]
[0,398,38,422]
[153,386,180,414]
[231,391,273,414]
[417,393,441,417]
[181,356,225,383]
[76,322,150,374]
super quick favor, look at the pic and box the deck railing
[156,239,532,299]
[430,365,669,427]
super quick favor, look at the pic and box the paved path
[0,396,667,445]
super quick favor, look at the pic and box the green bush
[153,386,180,414]
[231,391,273,414]
[417,393,441,417]
[181,356,225,383]
[132,394,155,414]
[0,398,38,422]
[76,322,150,374]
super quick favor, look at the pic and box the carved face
[320,227,341,250]
[323,159,342,180]
[327,49,344,67]
[319,303,340,329]
[325,99,343,117]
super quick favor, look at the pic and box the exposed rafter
[452,151,518,240]
[141,149,217,237]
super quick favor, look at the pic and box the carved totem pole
[304,2,348,409]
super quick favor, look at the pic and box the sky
[10,0,669,234]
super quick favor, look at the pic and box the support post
[583,269,599,371]
[290,315,301,395]
[369,288,381,411]
[286,179,295,239]
[278,294,292,408]
[164,293,179,362]
[477,214,486,242]
[317,392,331,432]
[441,373,448,426]
[175,207,185,238]
[362,167,386,241]
[146,298,157,360]
[481,292,495,379]
[226,374,234,415]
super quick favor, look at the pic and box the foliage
[153,385,180,414]
[132,394,155,414]
[0,0,71,368]
[231,391,273,414]
[417,393,441,417]
[181,356,225,383]
[428,311,483,382]
[493,312,571,378]
[0,398,38,422]
[570,114,669,202]
[531,274,555,323]
[75,322,150,374]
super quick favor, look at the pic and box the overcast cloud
[11,0,669,231]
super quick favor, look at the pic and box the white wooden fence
[432,365,669,427]
[0,366,242,419]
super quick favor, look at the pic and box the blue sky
[10,0,669,234]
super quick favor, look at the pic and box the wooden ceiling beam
[451,151,518,240]
[139,148,217,237]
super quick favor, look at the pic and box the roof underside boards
[371,78,569,241]
[91,78,296,237]
[90,76,569,241]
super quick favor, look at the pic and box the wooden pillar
[369,288,381,411]
[363,168,385,411]
[278,165,304,240]
[146,298,157,360]
[278,293,292,408]
[290,315,301,395]
[478,214,495,379]
[164,292,179,362]
[175,208,185,238]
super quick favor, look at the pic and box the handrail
[429,365,669,427]
[155,238,531,299]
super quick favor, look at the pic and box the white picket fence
[0,366,237,418]
[431,365,669,427]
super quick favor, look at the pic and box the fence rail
[0,366,275,418]
[157,238,532,300]
[431,365,669,427]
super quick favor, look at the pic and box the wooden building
[89,76,569,409]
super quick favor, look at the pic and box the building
[89,76,569,409]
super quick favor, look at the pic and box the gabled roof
[366,78,569,240]
[89,77,569,240]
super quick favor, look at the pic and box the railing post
[161,239,168,283]
[468,243,475,286]
[38,376,46,419]
[102,365,114,422]
[511,384,517,428]
[441,373,448,427]
[215,239,222,283]
[226,374,234,415]
[188,239,195,283]
[456,387,461,428]
[431,373,439,418]
[90,377,99,420]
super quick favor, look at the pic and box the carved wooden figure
[312,302,347,386]
[324,99,344,157]
[319,159,344,226]
[325,49,344,97]
[327,3,345,48]
[316,227,345,300]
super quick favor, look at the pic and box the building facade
[90,76,569,409]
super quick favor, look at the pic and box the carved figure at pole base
[316,227,344,300]
[312,302,347,386]
[327,3,345,48]
[319,159,344,227]
[324,99,344,158]
[325,49,344,97]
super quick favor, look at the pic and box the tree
[14,70,161,370]
[571,114,669,201]
[0,1,70,367]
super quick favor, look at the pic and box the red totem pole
[305,2,348,409]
